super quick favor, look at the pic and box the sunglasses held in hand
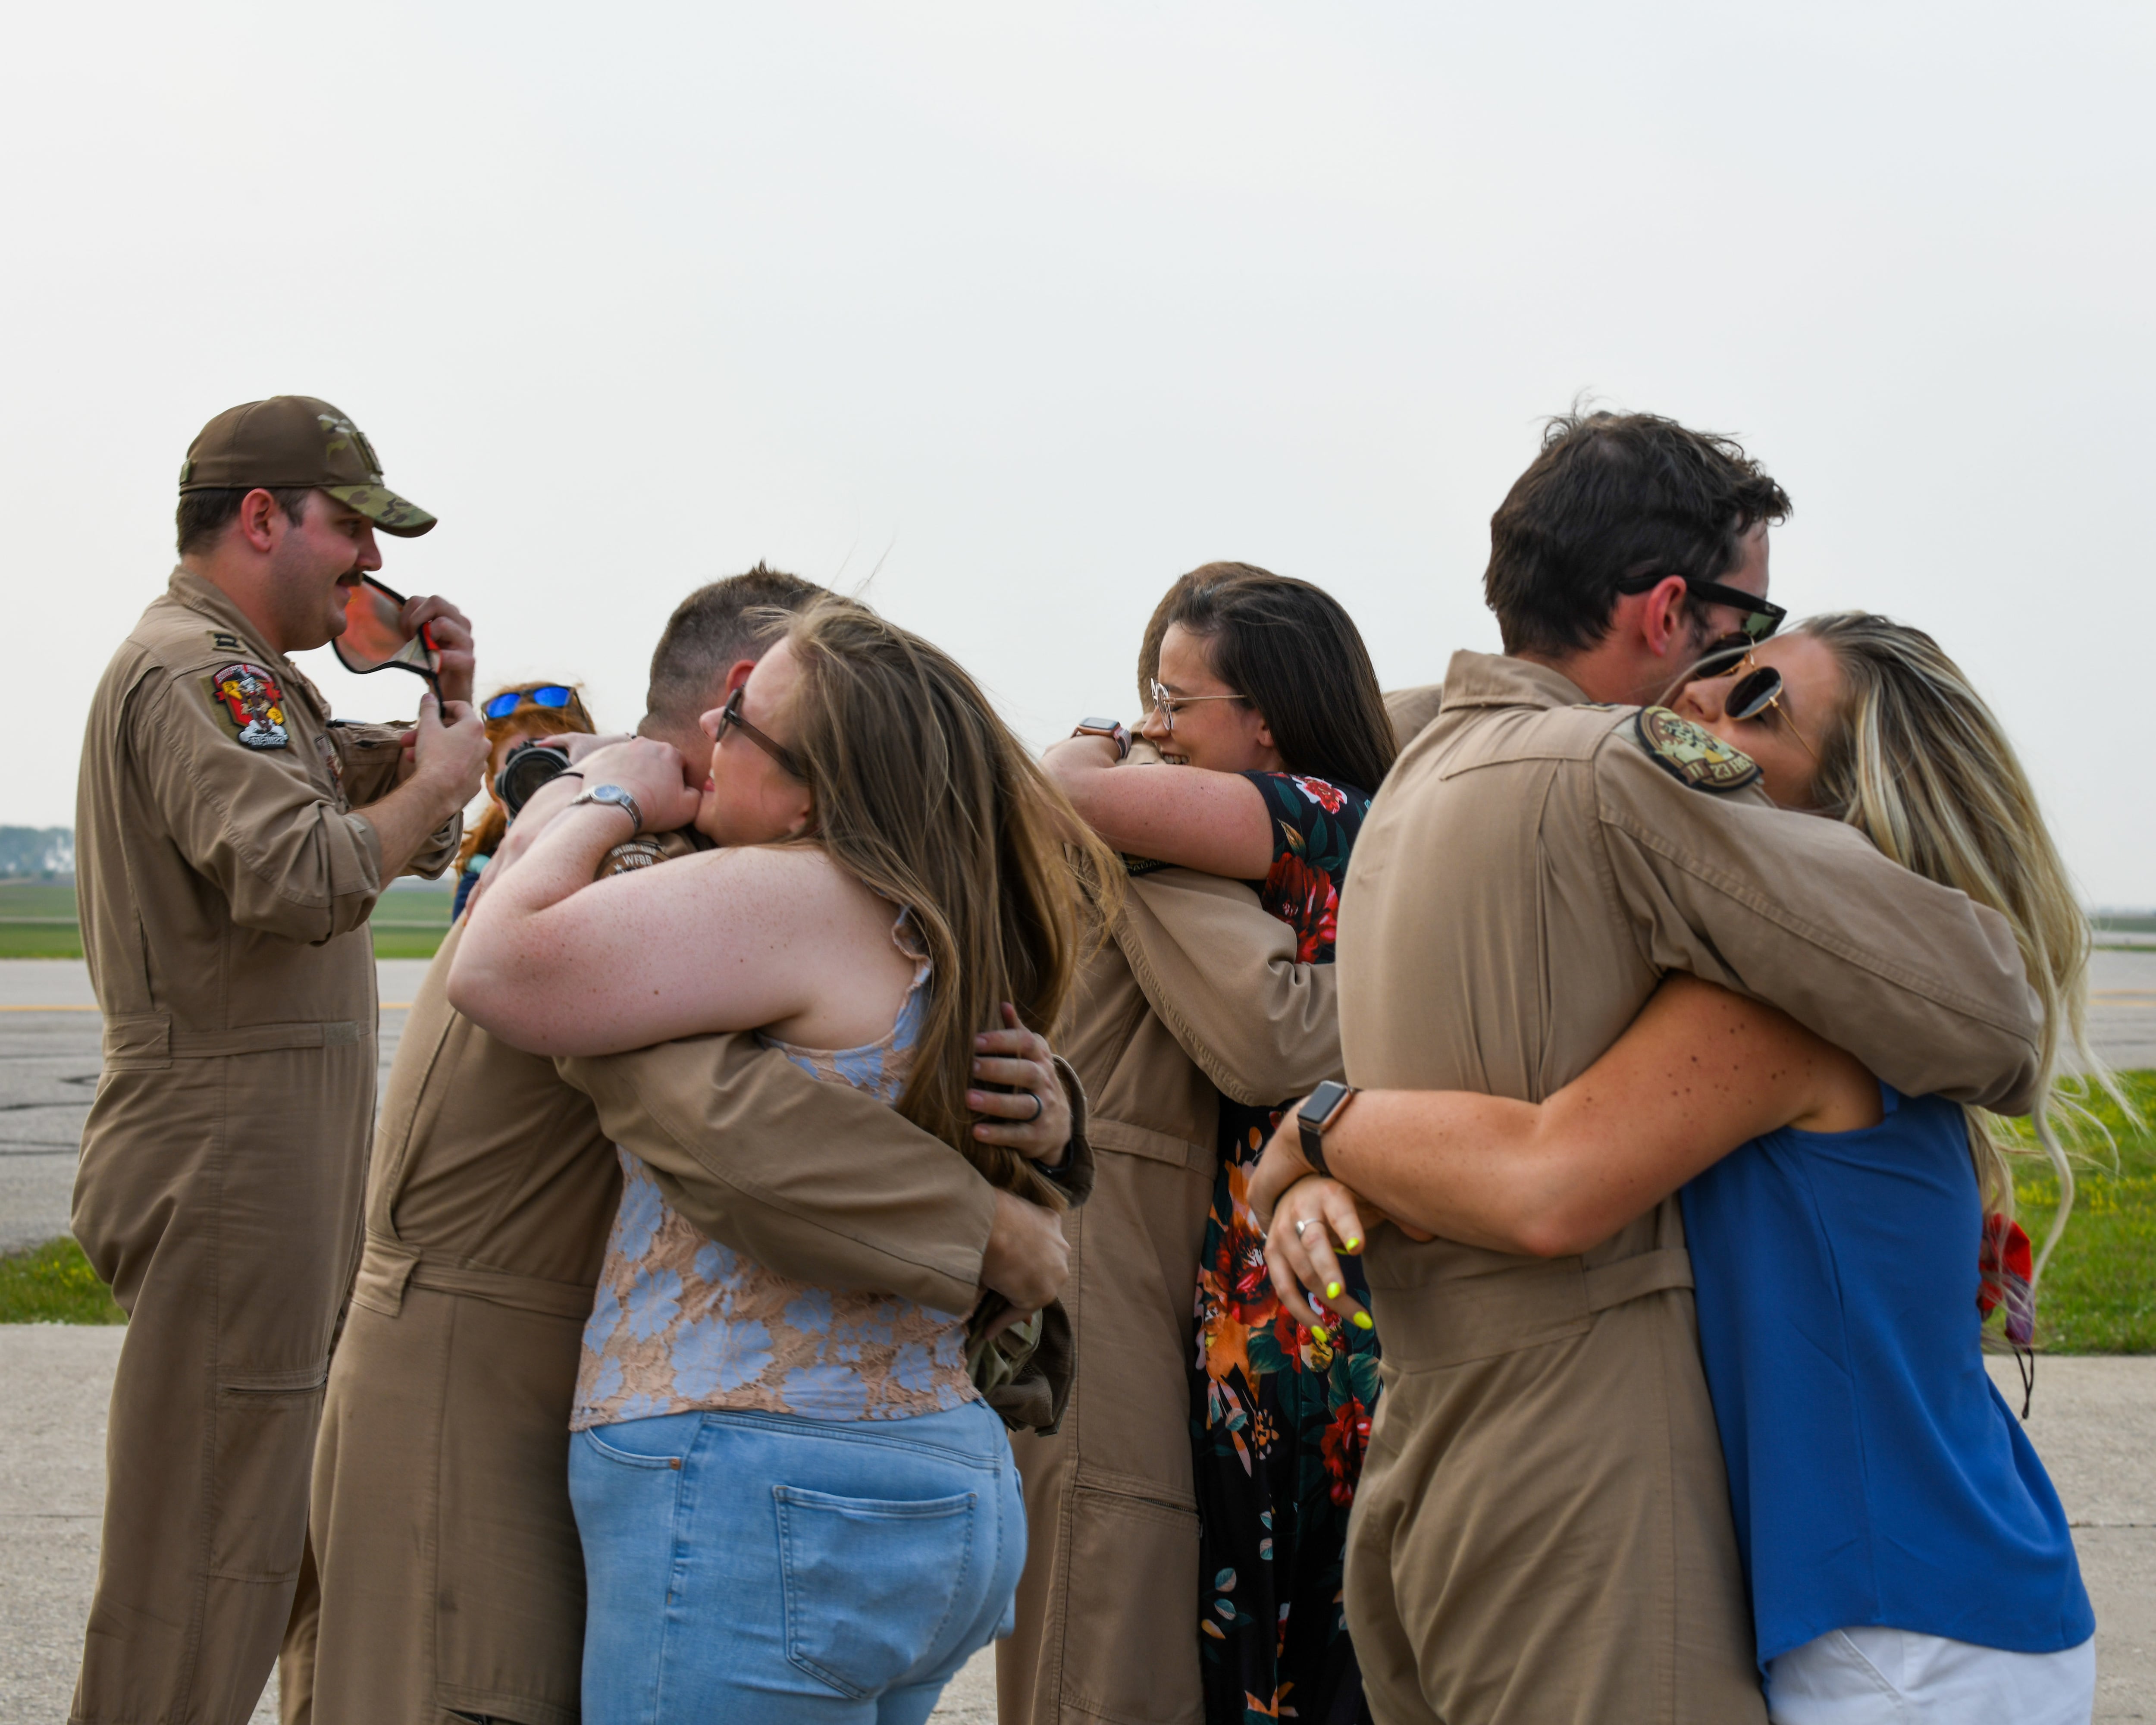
[334,575,442,698]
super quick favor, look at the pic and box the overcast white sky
[4,2,2150,901]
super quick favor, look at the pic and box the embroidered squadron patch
[1633,705,1759,792]
[207,662,291,751]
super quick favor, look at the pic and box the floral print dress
[1193,772,1378,1725]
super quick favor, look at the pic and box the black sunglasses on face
[715,687,805,779]
[1614,569,1787,644]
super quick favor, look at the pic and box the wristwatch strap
[1072,719,1131,760]
[1297,1114,1332,1179]
[569,784,643,833]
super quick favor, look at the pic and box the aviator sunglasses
[483,684,578,721]
[714,686,806,779]
[1682,643,1818,761]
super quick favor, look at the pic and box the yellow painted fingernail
[1352,1311,1374,1330]
[1325,1281,1342,1301]
[1344,1237,1361,1252]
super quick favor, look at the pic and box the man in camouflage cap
[70,397,489,1724]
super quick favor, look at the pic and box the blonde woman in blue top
[452,597,1117,1724]
[1254,613,2109,1723]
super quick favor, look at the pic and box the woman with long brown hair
[1040,563,1396,1724]
[450,596,1116,1722]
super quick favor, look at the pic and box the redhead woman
[451,596,1116,1724]
[1256,615,2104,1724]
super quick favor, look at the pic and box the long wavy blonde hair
[774,596,1120,1211]
[1798,612,2127,1293]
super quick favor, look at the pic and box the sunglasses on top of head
[715,687,806,780]
[1614,568,1787,646]
[483,684,577,721]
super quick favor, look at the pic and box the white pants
[1766,1625,2095,1724]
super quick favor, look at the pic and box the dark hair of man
[1138,561,1398,796]
[643,563,827,721]
[174,487,318,558]
[1484,411,1792,657]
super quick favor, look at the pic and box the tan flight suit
[71,568,458,1725]
[1335,652,2043,1725]
[1383,683,1444,750]
[1001,870,1344,1725]
[305,919,1090,1725]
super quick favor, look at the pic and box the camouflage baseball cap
[178,395,436,537]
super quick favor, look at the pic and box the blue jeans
[569,1400,1024,1724]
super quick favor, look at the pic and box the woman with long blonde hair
[1256,613,2109,1723]
[450,596,1116,1722]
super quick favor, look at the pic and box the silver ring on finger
[1294,1218,1312,1239]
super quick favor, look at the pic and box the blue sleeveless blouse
[1680,1087,2093,1667]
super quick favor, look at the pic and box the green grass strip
[2003,1070,2156,1353]
[0,1237,126,1324]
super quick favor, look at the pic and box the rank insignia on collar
[210,631,243,652]
[207,662,291,751]
[1634,705,1759,792]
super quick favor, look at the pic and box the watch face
[1300,1079,1351,1125]
[1078,717,1123,733]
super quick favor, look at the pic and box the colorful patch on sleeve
[1633,706,1759,792]
[205,662,291,751]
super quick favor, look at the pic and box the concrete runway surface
[2,949,2151,1722]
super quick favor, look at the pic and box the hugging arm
[1593,736,2043,1113]
[558,1040,1093,1314]
[1114,866,1343,1104]
[448,739,842,1055]
[1253,976,1855,1327]
[1042,734,1275,878]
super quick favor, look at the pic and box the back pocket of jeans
[774,1483,979,1698]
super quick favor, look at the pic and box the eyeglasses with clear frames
[1147,677,1250,735]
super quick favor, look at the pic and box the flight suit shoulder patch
[202,662,292,751]
[1632,706,1759,793]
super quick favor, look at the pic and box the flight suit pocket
[1060,1484,1203,1722]
[207,1367,327,1581]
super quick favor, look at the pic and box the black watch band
[1297,1115,1332,1179]
[1295,1080,1358,1180]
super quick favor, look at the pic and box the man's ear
[235,487,284,554]
[722,658,758,698]
[1638,574,1693,661]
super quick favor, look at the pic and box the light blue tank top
[1681,1087,2093,1666]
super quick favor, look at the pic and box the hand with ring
[968,1004,1072,1167]
[1266,1175,1377,1333]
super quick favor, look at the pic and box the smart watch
[1072,718,1131,759]
[1296,1080,1359,1178]
[568,783,642,832]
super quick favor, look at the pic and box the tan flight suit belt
[351,1235,597,1323]
[1371,1245,1695,1372]
[100,1014,373,1063]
